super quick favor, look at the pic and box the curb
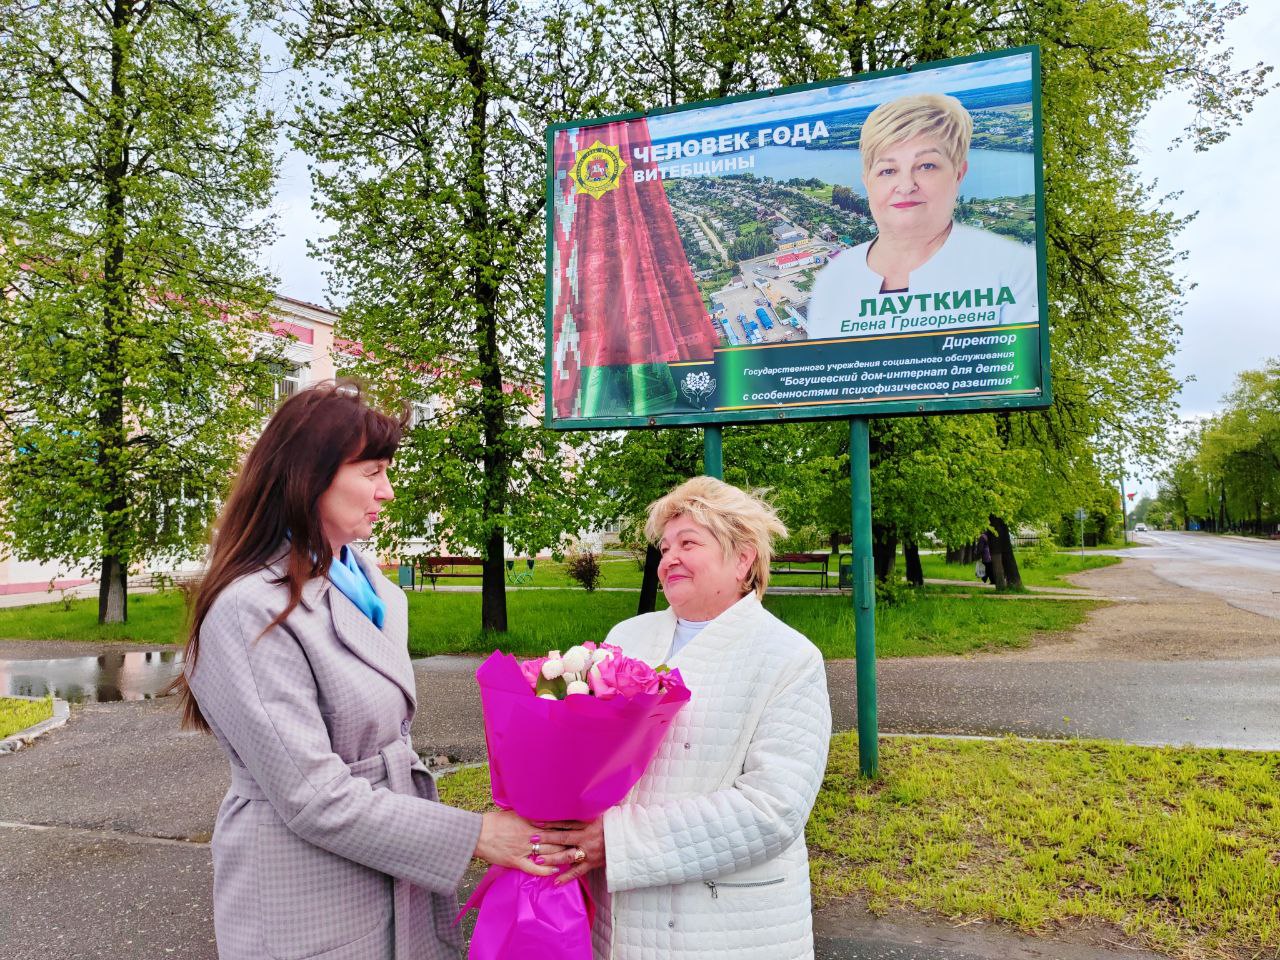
[0,696,70,754]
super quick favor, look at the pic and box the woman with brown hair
[174,381,556,960]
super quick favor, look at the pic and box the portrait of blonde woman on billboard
[806,92,1038,340]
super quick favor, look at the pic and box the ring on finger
[572,846,586,864]
[530,842,541,857]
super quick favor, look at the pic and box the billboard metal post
[850,417,878,778]
[704,426,723,480]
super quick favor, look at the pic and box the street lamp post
[1120,471,1129,545]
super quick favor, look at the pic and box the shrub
[1017,532,1058,569]
[777,523,825,554]
[875,575,917,607]
[565,551,604,592]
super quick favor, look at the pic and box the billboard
[545,47,1048,429]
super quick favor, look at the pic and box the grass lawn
[0,591,191,645]
[401,589,1092,659]
[919,551,1121,589]
[0,585,1093,660]
[0,696,53,739]
[438,736,1280,960]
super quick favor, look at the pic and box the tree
[588,428,706,614]
[0,0,279,623]
[1160,361,1280,535]
[285,0,615,631]
[780,0,1270,583]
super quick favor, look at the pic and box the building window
[409,401,434,429]
[261,363,302,410]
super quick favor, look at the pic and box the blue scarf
[329,546,386,628]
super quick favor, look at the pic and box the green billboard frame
[544,45,1049,430]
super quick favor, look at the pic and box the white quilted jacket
[589,592,831,960]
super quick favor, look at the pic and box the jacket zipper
[705,877,785,899]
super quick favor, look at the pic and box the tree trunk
[481,526,507,632]
[945,545,961,564]
[903,541,923,586]
[463,22,508,633]
[637,544,661,614]
[98,0,131,625]
[989,515,1021,589]
[98,554,127,624]
[872,525,897,580]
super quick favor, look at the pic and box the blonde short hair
[644,476,787,598]
[859,93,972,180]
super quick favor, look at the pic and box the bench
[421,556,484,588]
[138,571,202,591]
[769,552,830,589]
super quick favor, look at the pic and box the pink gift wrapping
[460,649,691,959]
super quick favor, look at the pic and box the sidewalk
[2,643,1249,959]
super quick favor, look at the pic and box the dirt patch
[983,557,1280,662]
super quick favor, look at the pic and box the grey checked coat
[187,547,482,960]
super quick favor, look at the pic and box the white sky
[255,10,1278,499]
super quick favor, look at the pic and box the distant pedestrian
[976,530,994,583]
[171,380,558,960]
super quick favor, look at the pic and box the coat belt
[226,737,419,801]
[225,739,433,958]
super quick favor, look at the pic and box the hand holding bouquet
[460,643,690,959]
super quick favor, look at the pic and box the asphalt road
[1130,530,1280,619]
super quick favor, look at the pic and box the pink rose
[612,657,662,698]
[658,667,687,696]
[519,656,548,690]
[587,655,619,699]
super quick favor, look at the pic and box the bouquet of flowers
[460,642,691,959]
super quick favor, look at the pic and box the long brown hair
[174,380,407,732]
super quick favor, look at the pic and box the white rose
[541,658,565,680]
[565,679,590,696]
[537,692,559,700]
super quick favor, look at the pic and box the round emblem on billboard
[569,141,627,200]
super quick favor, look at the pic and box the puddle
[0,651,185,703]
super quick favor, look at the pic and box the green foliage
[727,226,775,261]
[776,523,826,554]
[285,0,617,630]
[830,184,870,216]
[564,551,603,592]
[1015,532,1058,569]
[0,0,280,621]
[1158,361,1280,533]
[587,427,705,547]
[874,574,917,608]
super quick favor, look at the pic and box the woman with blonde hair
[536,475,832,959]
[808,91,1037,339]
